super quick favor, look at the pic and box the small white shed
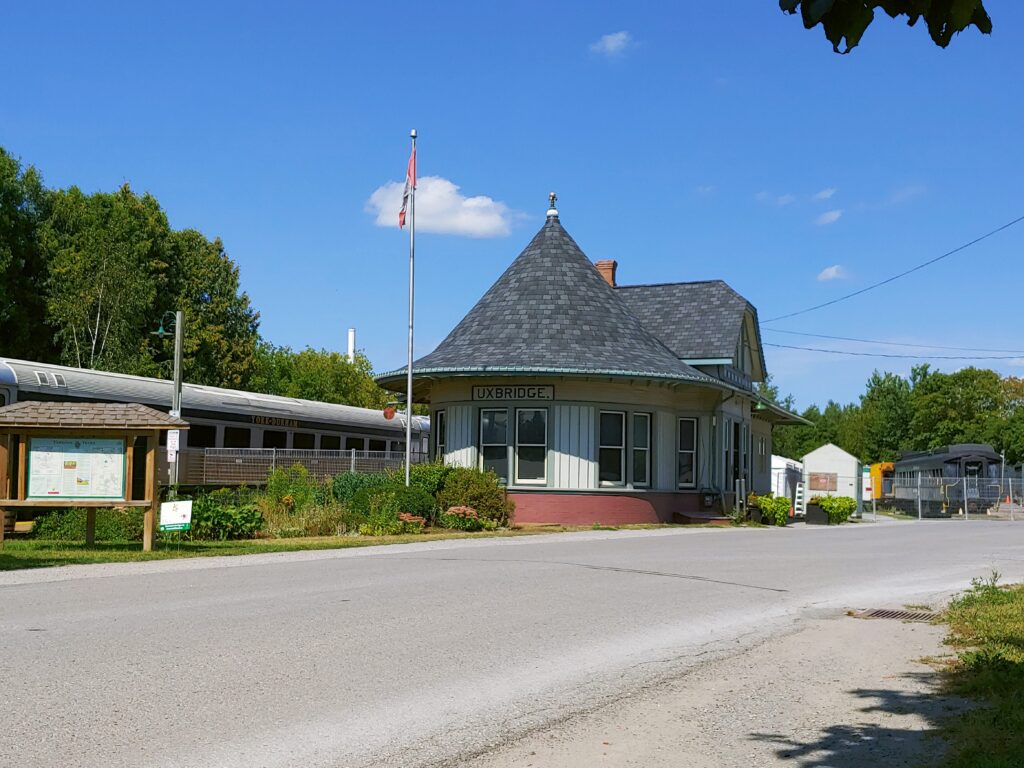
[801,443,862,512]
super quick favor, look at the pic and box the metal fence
[200,448,429,486]
[890,474,1024,520]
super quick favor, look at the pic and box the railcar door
[963,461,982,499]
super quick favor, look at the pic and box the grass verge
[939,575,1024,767]
[0,524,679,571]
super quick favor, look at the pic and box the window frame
[434,409,446,461]
[479,408,510,484]
[631,412,651,488]
[597,410,626,487]
[514,407,548,486]
[678,417,698,489]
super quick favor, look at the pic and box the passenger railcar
[0,357,428,486]
[893,444,1001,516]
[868,462,895,502]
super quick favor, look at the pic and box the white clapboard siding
[445,405,475,468]
[655,410,676,491]
[552,405,596,489]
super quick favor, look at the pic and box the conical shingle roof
[377,214,717,387]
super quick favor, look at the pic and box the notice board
[808,472,838,492]
[27,437,126,500]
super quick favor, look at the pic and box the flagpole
[405,128,416,487]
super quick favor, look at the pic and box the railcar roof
[0,358,428,433]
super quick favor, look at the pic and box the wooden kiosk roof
[0,402,187,431]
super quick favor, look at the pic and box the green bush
[332,471,391,504]
[266,464,318,511]
[764,495,792,526]
[401,461,453,497]
[32,507,145,541]
[813,495,857,524]
[353,485,434,536]
[436,468,513,527]
[189,488,263,540]
[438,506,497,532]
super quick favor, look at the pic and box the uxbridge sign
[472,385,554,401]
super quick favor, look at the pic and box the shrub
[403,461,453,497]
[436,468,513,527]
[811,495,857,524]
[189,488,263,540]
[438,505,497,532]
[32,507,145,541]
[266,464,318,512]
[354,485,434,536]
[332,471,391,504]
[763,495,792,527]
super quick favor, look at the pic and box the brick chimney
[595,259,618,287]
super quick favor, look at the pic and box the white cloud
[366,176,513,238]
[814,187,837,200]
[590,31,633,56]
[696,185,716,195]
[888,184,927,205]
[755,191,797,206]
[776,193,796,206]
[817,264,847,281]
[816,209,843,226]
[1009,358,1024,367]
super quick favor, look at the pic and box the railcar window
[0,392,6,406]
[189,424,217,448]
[224,427,251,448]
[262,430,287,449]
[368,439,387,452]
[320,435,341,450]
[293,432,315,450]
[345,437,365,451]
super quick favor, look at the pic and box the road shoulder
[463,613,957,767]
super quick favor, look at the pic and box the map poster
[27,437,126,500]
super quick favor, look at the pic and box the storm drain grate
[851,608,939,623]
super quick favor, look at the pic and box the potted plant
[805,496,828,525]
[806,495,856,525]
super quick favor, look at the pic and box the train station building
[378,198,804,525]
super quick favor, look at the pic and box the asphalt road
[3,520,1023,768]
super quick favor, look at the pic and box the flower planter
[804,503,830,525]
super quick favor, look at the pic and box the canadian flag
[399,146,416,229]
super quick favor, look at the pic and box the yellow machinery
[869,462,895,501]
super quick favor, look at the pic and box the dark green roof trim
[375,364,723,389]
[752,395,812,426]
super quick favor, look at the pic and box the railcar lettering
[251,415,300,428]
[472,386,554,401]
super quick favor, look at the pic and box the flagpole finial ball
[410,129,417,138]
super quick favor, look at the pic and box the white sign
[27,438,125,500]
[472,385,554,401]
[159,500,193,532]
[166,429,180,452]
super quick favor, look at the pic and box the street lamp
[151,310,184,489]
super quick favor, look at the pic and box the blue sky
[4,1,1023,409]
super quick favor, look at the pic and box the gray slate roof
[377,215,718,387]
[616,282,766,373]
[0,401,188,430]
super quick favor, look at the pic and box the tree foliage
[249,345,391,410]
[780,0,992,53]
[772,366,1024,465]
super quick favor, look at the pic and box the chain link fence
[199,448,429,486]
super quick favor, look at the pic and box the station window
[515,408,547,485]
[189,423,218,448]
[678,418,698,489]
[320,435,341,450]
[480,409,509,484]
[293,432,315,450]
[434,410,446,460]
[223,427,251,448]
[599,411,625,486]
[368,439,387,452]
[632,413,651,487]
[262,430,287,449]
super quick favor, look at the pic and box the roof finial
[547,191,558,218]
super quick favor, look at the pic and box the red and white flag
[399,146,416,229]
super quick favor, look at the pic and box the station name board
[472,385,554,401]
[252,415,300,428]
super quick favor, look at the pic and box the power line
[765,342,1024,360]
[762,213,1024,323]
[763,328,1024,355]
